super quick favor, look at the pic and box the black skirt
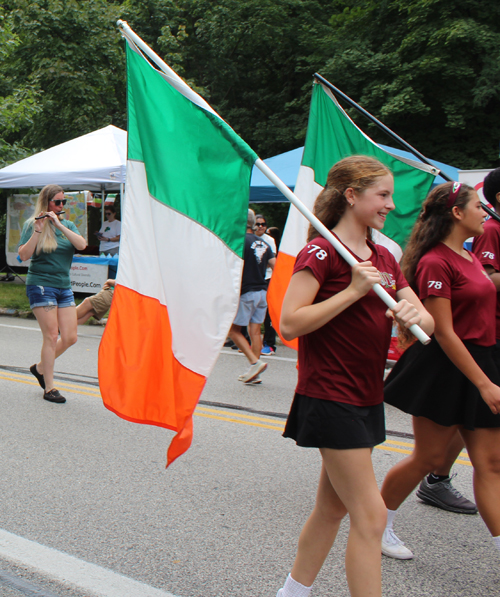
[283,393,385,449]
[384,337,500,430]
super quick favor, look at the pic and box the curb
[0,308,107,326]
[0,308,35,319]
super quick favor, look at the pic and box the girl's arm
[47,212,87,251]
[18,217,44,261]
[483,264,500,291]
[280,261,381,341]
[424,296,500,415]
[391,286,434,336]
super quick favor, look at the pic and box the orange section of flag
[98,285,206,467]
[267,251,298,351]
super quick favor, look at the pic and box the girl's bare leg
[381,417,460,510]
[461,427,500,536]
[433,430,466,476]
[291,447,386,597]
[54,306,78,359]
[34,306,78,391]
[33,306,59,391]
[290,463,347,586]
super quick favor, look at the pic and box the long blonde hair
[27,184,64,254]
[307,155,392,242]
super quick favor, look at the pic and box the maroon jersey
[416,243,496,346]
[472,218,500,339]
[294,236,408,407]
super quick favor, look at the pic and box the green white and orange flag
[268,82,438,349]
[98,31,257,466]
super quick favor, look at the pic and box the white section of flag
[118,160,243,377]
[279,166,323,257]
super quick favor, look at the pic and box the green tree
[0,9,40,166]
[4,0,126,151]
[122,0,335,157]
[322,0,500,169]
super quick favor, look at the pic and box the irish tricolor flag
[98,27,257,466]
[268,82,438,349]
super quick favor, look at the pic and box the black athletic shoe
[30,364,45,389]
[416,474,478,514]
[43,389,66,404]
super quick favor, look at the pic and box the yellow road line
[0,374,101,398]
[196,405,285,426]
[0,372,473,466]
[194,412,284,431]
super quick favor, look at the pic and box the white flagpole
[255,159,431,345]
[116,20,430,346]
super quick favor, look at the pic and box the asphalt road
[0,315,498,597]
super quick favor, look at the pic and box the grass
[0,277,86,312]
[0,281,31,311]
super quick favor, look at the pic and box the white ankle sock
[386,508,398,530]
[278,574,312,597]
[493,536,500,552]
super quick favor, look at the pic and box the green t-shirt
[19,219,81,288]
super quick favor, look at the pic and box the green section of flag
[126,43,258,257]
[302,84,437,249]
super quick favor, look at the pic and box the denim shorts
[26,285,76,309]
[233,289,267,326]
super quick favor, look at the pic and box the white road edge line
[0,528,181,597]
[0,323,102,339]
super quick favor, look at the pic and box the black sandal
[30,364,45,389]
[43,389,66,404]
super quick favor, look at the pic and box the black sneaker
[416,473,477,514]
[43,389,66,404]
[30,364,45,389]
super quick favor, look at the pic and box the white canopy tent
[0,125,126,191]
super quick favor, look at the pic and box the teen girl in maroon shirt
[381,182,500,560]
[276,156,433,597]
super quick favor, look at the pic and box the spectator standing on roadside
[228,209,276,383]
[96,205,121,256]
[254,214,277,354]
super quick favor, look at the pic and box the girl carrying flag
[276,156,433,597]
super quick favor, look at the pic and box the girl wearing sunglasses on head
[380,182,500,561]
[18,184,87,404]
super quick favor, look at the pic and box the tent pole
[101,184,105,228]
[120,182,124,215]
[313,73,500,223]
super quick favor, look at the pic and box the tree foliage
[0,0,500,173]
[322,0,500,168]
[121,0,335,156]
[2,0,126,153]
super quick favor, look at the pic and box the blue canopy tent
[249,145,459,203]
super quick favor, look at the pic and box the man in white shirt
[254,214,277,354]
[96,205,121,255]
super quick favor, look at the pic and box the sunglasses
[105,211,112,215]
[52,199,67,207]
[256,222,267,227]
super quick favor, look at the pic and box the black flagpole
[313,72,500,224]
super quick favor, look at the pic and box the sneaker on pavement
[246,374,262,385]
[416,474,478,514]
[43,388,66,404]
[261,345,274,355]
[381,528,414,560]
[238,360,267,383]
